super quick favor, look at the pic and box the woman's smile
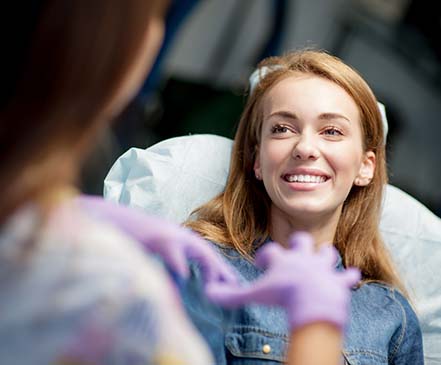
[281,167,331,191]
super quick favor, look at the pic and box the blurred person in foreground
[0,1,222,364]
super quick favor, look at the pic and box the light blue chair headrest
[104,135,231,223]
[104,134,441,364]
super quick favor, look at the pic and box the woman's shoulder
[353,282,419,322]
[345,282,423,363]
[355,282,416,312]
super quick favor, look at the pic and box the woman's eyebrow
[267,110,298,120]
[266,111,352,124]
[318,113,351,123]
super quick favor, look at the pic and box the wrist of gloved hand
[284,275,356,331]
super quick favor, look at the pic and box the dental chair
[104,133,441,365]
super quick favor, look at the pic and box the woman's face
[254,75,375,225]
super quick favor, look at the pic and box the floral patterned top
[0,201,213,365]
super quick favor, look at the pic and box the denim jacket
[179,241,424,365]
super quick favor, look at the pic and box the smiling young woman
[184,49,423,364]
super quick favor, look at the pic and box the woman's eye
[323,127,343,136]
[271,124,290,134]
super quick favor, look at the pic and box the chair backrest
[104,134,441,364]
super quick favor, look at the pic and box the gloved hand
[76,195,237,285]
[206,232,360,331]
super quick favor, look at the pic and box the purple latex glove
[206,232,360,331]
[76,195,237,285]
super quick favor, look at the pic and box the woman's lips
[281,172,330,191]
[282,174,328,183]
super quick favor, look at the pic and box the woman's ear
[355,151,376,186]
[254,151,262,180]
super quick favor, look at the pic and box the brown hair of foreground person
[0,0,168,224]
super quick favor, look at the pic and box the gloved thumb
[339,267,361,288]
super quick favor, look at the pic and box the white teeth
[286,174,326,183]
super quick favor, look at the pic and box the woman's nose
[292,132,319,161]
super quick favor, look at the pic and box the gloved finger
[201,259,239,285]
[254,242,284,270]
[338,267,361,288]
[184,242,238,285]
[316,244,339,267]
[158,246,190,279]
[175,226,202,243]
[174,228,239,284]
[182,234,215,263]
[215,263,239,284]
[205,277,280,308]
[288,231,315,253]
[205,282,252,307]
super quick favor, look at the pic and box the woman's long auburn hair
[0,0,166,224]
[186,50,405,293]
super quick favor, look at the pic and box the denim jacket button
[262,344,271,354]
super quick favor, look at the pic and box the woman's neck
[269,205,342,248]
